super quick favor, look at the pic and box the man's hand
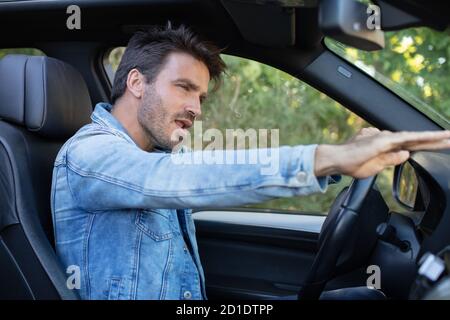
[314,128,450,178]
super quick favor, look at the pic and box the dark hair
[111,23,226,103]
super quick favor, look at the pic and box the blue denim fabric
[51,102,340,300]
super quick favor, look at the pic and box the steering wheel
[297,175,377,300]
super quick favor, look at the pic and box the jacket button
[183,291,192,299]
[296,171,308,184]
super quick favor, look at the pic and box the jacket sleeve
[64,131,341,211]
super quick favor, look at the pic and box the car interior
[0,0,449,300]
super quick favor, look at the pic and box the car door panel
[194,210,367,299]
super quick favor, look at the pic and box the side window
[0,48,45,59]
[104,47,125,84]
[104,49,402,214]
[203,55,401,214]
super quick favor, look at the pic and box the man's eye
[178,84,189,91]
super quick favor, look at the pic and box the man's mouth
[174,119,193,129]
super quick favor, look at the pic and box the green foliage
[108,47,125,72]
[0,48,44,59]
[326,27,450,128]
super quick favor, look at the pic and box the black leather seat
[0,54,92,299]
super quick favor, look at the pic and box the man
[51,24,450,300]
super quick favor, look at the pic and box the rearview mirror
[319,0,385,51]
[393,161,419,210]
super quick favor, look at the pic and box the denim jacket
[51,102,339,300]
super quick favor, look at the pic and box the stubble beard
[138,84,175,151]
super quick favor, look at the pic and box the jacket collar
[90,102,180,154]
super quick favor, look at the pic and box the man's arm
[65,132,334,211]
[64,128,450,212]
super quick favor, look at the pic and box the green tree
[326,27,450,127]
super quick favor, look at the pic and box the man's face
[138,51,210,150]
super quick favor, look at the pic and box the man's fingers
[350,150,410,177]
[391,130,450,145]
[373,130,450,153]
[378,150,411,167]
[403,139,450,151]
[339,130,449,178]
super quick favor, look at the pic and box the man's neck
[111,100,154,152]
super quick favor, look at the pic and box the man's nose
[186,100,202,119]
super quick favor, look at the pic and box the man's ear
[126,69,145,99]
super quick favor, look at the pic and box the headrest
[0,54,92,140]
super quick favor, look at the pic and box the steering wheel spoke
[297,176,378,300]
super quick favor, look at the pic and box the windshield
[325,27,450,129]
